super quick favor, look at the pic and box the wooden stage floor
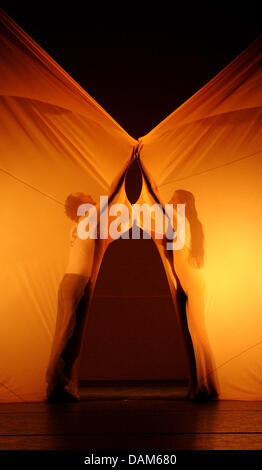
[0,381,262,451]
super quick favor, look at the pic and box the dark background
[1,4,261,139]
[1,4,261,381]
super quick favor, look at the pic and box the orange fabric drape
[1,8,262,401]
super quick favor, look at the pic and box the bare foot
[46,386,80,403]
[187,385,218,401]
